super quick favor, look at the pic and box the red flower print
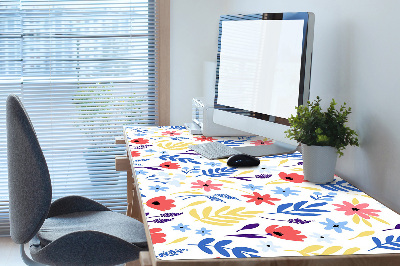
[191,180,223,192]
[160,161,180,169]
[149,228,166,244]
[279,172,305,183]
[266,225,306,242]
[130,138,149,144]
[242,192,281,205]
[251,139,273,146]
[161,130,181,136]
[194,136,218,142]
[146,196,176,211]
[333,201,381,219]
[131,150,141,157]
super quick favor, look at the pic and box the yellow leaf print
[320,246,342,255]
[370,215,390,225]
[189,206,263,226]
[352,198,359,205]
[362,218,372,227]
[290,168,304,172]
[296,245,324,256]
[157,141,194,150]
[352,214,360,224]
[299,186,321,191]
[237,170,254,176]
[278,159,288,166]
[342,247,360,255]
[167,237,188,245]
[181,200,206,209]
[348,231,375,240]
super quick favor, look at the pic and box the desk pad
[125,126,400,260]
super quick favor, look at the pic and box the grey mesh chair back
[7,94,52,244]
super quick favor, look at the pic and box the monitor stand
[233,141,299,157]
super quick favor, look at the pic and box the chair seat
[37,211,147,248]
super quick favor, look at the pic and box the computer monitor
[213,12,315,156]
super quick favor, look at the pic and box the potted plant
[285,96,359,183]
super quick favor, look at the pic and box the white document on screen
[217,19,304,118]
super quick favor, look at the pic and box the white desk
[118,126,400,266]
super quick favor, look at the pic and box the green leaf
[285,97,359,157]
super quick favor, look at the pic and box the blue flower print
[320,218,353,233]
[242,184,263,191]
[271,187,300,197]
[257,240,281,252]
[181,166,200,174]
[259,165,279,173]
[310,232,335,243]
[174,173,186,180]
[196,227,212,236]
[158,172,170,178]
[160,150,168,155]
[310,191,337,201]
[135,169,149,176]
[149,185,169,192]
[168,173,187,187]
[204,161,221,167]
[192,166,201,173]
[172,223,191,232]
[145,149,157,153]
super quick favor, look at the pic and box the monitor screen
[217,19,304,119]
[213,13,314,156]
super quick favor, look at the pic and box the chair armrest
[47,196,110,218]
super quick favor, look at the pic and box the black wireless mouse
[227,154,260,167]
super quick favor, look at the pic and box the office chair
[6,94,148,265]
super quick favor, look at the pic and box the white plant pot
[301,144,338,184]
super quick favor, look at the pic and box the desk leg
[127,169,143,223]
[125,252,151,266]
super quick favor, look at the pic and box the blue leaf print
[386,235,394,243]
[214,240,232,257]
[277,203,293,213]
[231,247,260,258]
[159,154,179,161]
[275,201,329,216]
[178,157,201,164]
[219,139,246,146]
[294,201,307,210]
[197,238,215,254]
[202,167,237,177]
[178,194,240,203]
[158,249,188,258]
[319,180,362,192]
[369,235,400,251]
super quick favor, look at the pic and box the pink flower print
[191,180,223,192]
[333,201,381,219]
[161,131,181,136]
[251,139,273,146]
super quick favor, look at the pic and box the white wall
[170,0,227,125]
[170,0,400,212]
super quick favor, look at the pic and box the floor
[0,236,140,266]
[0,237,25,266]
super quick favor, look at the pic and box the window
[0,0,169,236]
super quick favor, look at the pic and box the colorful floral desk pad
[124,126,400,260]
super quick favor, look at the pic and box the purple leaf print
[383,224,400,231]
[236,223,259,232]
[226,234,267,239]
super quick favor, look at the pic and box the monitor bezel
[213,12,314,126]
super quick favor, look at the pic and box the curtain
[0,0,160,236]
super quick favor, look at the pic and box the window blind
[0,0,160,236]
